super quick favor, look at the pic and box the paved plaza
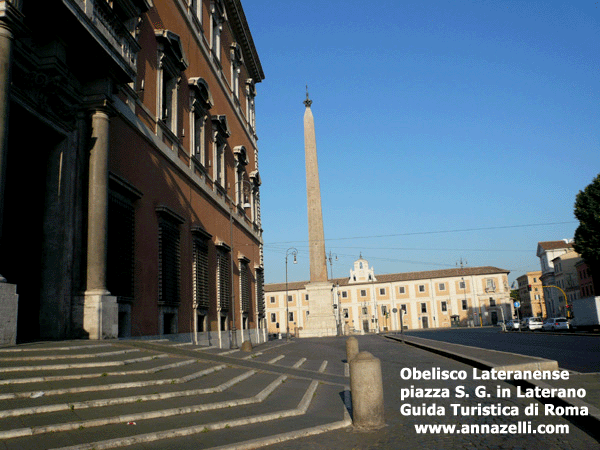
[0,334,599,449]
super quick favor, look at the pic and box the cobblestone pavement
[262,335,600,450]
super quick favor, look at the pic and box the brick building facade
[0,0,265,346]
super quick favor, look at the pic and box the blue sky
[243,1,600,286]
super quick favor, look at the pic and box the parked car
[542,317,570,331]
[506,319,520,331]
[522,317,543,331]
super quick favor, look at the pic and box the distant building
[537,240,574,318]
[265,258,511,335]
[576,260,595,299]
[516,271,546,318]
[552,251,582,317]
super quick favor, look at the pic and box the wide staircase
[0,339,351,450]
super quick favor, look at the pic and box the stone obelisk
[300,91,337,337]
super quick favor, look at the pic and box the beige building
[516,271,546,318]
[537,240,574,318]
[265,258,511,335]
[553,251,582,317]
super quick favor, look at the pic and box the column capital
[83,78,117,115]
[0,1,25,36]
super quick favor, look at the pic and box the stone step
[113,382,351,450]
[2,377,321,450]
[0,339,352,450]
[0,367,262,422]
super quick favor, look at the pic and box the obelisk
[300,90,337,337]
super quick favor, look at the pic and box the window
[210,0,225,62]
[107,190,135,300]
[379,288,386,296]
[189,78,213,166]
[441,301,447,312]
[343,308,349,319]
[438,283,446,291]
[192,227,211,311]
[489,297,496,307]
[270,313,276,323]
[399,286,405,294]
[155,30,188,134]
[418,285,425,293]
[189,0,202,26]
[211,115,230,187]
[462,299,468,310]
[245,79,256,130]
[421,303,427,313]
[230,43,243,99]
[270,296,275,304]
[362,306,368,315]
[486,278,496,292]
[256,268,265,320]
[215,141,225,185]
[239,257,251,313]
[381,305,387,314]
[360,289,367,297]
[342,291,348,298]
[288,312,294,322]
[459,280,466,289]
[287,295,293,302]
[305,294,309,301]
[157,207,184,305]
[216,244,231,310]
[401,304,407,313]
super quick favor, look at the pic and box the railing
[67,0,141,78]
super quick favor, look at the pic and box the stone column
[0,2,22,241]
[87,109,110,294]
[0,22,13,239]
[83,108,117,339]
[0,3,23,345]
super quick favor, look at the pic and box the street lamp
[285,247,298,341]
[327,251,341,336]
[229,178,253,349]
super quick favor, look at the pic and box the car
[506,319,520,331]
[542,317,570,332]
[523,317,543,331]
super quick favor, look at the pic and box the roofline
[265,266,510,292]
[224,0,265,83]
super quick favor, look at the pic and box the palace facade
[265,258,512,335]
[0,0,265,347]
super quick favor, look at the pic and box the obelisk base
[299,282,337,338]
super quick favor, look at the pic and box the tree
[573,173,600,293]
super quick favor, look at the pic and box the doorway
[422,317,429,329]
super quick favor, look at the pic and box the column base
[82,291,118,339]
[0,282,18,346]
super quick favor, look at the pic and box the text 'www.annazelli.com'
[414,422,569,435]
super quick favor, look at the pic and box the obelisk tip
[303,85,312,107]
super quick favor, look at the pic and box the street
[402,327,600,373]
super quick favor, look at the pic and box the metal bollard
[349,351,385,429]
[346,336,359,362]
